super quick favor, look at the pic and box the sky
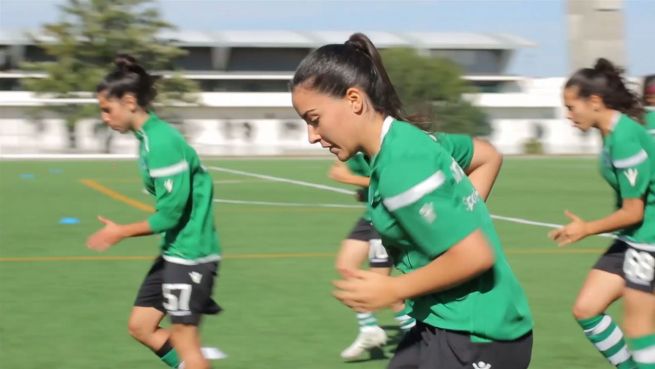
[0,0,652,77]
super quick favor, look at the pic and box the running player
[331,132,503,361]
[291,32,533,369]
[86,55,222,369]
[550,58,653,369]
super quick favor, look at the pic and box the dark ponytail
[565,58,644,122]
[291,32,414,124]
[96,54,158,108]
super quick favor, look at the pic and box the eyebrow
[301,109,316,121]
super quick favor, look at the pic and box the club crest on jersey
[473,362,492,369]
[164,179,174,193]
[419,202,436,223]
[624,169,639,187]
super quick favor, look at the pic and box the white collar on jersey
[608,111,621,132]
[380,116,394,145]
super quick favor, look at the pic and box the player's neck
[132,110,151,131]
[360,113,386,158]
[597,109,619,137]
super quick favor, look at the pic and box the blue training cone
[59,217,80,225]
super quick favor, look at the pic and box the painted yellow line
[80,179,154,213]
[0,248,604,263]
[80,179,354,212]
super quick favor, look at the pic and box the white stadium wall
[0,77,614,156]
[0,114,324,156]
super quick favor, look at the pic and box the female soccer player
[86,55,221,369]
[331,133,503,361]
[291,32,533,369]
[550,58,654,369]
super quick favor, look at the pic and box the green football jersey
[368,117,533,342]
[346,153,371,179]
[432,132,475,171]
[135,113,221,264]
[599,113,655,249]
[346,133,474,222]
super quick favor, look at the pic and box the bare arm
[550,198,645,246]
[86,217,154,251]
[466,138,503,201]
[329,161,370,187]
[587,198,645,234]
[391,229,494,299]
[333,230,495,311]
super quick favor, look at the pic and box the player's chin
[570,123,584,132]
[332,148,352,162]
[106,124,121,133]
[572,120,591,132]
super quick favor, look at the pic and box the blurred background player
[550,58,653,369]
[329,155,414,360]
[644,76,655,137]
[87,55,223,369]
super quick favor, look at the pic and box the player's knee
[572,300,600,320]
[127,317,152,342]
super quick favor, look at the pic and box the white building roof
[1,29,535,50]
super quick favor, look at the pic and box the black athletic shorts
[134,256,221,325]
[387,322,533,369]
[593,239,629,277]
[347,217,380,242]
[346,217,393,268]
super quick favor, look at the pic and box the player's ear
[345,87,365,115]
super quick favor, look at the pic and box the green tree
[23,0,198,150]
[382,48,491,136]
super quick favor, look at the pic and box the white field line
[209,166,616,238]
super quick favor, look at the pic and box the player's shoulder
[381,121,450,166]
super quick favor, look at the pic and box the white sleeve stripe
[150,160,189,177]
[613,149,648,168]
[383,171,445,211]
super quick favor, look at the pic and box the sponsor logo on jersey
[464,191,481,211]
